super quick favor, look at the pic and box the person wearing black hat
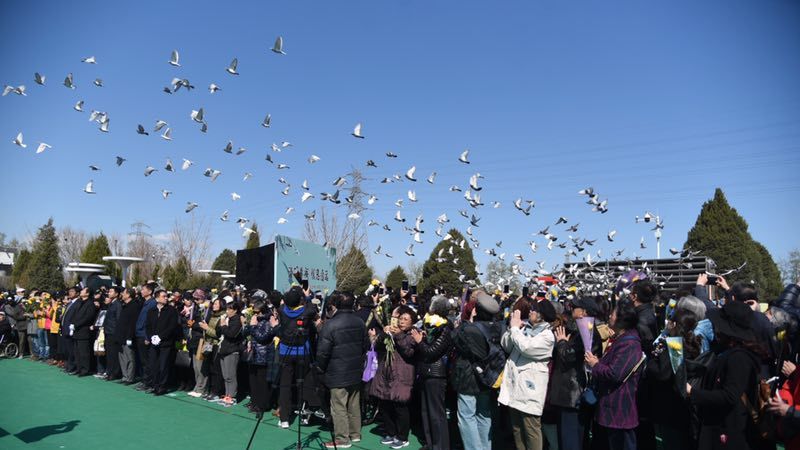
[686,301,764,450]
[547,296,603,450]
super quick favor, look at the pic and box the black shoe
[152,388,166,396]
[135,384,151,391]
[122,380,136,385]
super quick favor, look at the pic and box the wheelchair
[1,330,19,358]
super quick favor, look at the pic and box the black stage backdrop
[236,244,275,291]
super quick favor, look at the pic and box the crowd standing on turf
[2,273,800,450]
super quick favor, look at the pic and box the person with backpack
[686,301,764,450]
[450,292,503,450]
[498,298,557,450]
[369,305,418,449]
[584,300,644,450]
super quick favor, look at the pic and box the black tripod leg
[245,413,263,450]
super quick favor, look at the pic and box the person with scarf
[498,298,557,450]
[370,305,418,449]
[185,289,207,397]
[411,294,454,450]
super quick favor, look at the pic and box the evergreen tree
[685,188,782,299]
[131,264,142,286]
[212,249,237,273]
[162,256,191,290]
[385,265,408,292]
[245,223,261,249]
[419,229,478,296]
[26,218,65,291]
[12,248,32,288]
[336,246,373,294]
[81,233,121,280]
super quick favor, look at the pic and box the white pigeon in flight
[161,190,172,199]
[34,72,45,85]
[81,56,96,64]
[352,123,364,139]
[231,192,241,201]
[168,50,181,67]
[405,166,417,182]
[185,202,198,213]
[261,114,271,128]
[181,159,193,170]
[83,180,96,194]
[12,132,26,148]
[459,149,470,164]
[301,192,314,203]
[161,128,172,141]
[63,73,75,89]
[226,58,239,75]
[271,36,286,55]
[35,142,52,154]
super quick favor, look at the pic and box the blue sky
[1,0,798,278]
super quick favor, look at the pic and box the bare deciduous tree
[168,215,212,273]
[58,227,89,266]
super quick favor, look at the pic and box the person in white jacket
[498,299,557,450]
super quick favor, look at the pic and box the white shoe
[279,421,290,429]
[187,391,202,398]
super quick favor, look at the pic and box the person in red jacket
[769,359,800,450]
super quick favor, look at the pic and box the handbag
[175,350,192,368]
[195,338,206,361]
[362,343,378,382]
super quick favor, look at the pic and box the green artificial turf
[0,358,416,449]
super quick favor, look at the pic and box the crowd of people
[1,272,800,450]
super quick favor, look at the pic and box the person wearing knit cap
[276,285,318,427]
[410,294,454,450]
[499,298,556,450]
[450,289,503,450]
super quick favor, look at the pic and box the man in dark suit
[103,286,123,381]
[59,286,80,374]
[71,287,98,376]
[145,289,179,395]
[115,287,142,384]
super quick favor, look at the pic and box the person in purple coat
[584,301,645,450]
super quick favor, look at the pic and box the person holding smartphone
[243,298,280,415]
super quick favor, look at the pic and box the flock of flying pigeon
[5,36,706,292]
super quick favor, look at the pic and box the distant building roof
[0,251,13,266]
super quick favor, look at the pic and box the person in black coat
[316,292,369,447]
[145,289,179,395]
[59,287,80,373]
[71,287,99,376]
[687,301,763,450]
[103,286,123,381]
[411,294,454,450]
[115,288,141,384]
[631,280,660,450]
